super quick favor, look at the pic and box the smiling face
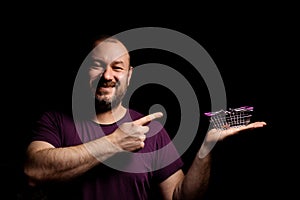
[88,38,132,112]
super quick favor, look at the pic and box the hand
[108,112,163,152]
[198,121,267,158]
[206,121,267,142]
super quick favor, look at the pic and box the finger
[244,121,267,130]
[133,112,163,125]
[140,141,145,149]
[226,121,266,133]
[139,134,146,141]
[138,126,150,135]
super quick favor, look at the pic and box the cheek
[89,69,103,79]
[118,72,130,82]
[89,72,101,85]
[89,77,96,87]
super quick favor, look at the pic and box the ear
[127,66,133,86]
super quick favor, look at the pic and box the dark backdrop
[2,6,292,199]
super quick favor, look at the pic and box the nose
[102,66,113,80]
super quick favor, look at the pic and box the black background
[1,3,296,199]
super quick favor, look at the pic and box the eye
[111,61,126,72]
[89,60,106,72]
[93,60,106,68]
[112,65,124,71]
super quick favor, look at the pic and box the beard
[94,81,127,113]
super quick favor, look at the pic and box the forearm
[24,136,121,185]
[172,121,267,199]
[173,152,212,200]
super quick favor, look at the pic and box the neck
[93,104,127,125]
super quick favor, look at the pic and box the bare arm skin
[158,155,211,200]
[159,121,267,200]
[24,136,121,186]
[24,112,163,186]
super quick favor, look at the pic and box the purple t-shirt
[31,109,184,200]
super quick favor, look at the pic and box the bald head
[91,36,130,68]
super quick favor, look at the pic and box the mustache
[97,80,118,88]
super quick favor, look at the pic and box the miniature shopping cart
[204,106,253,130]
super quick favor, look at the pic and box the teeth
[99,82,116,87]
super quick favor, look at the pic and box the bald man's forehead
[92,40,129,61]
[90,40,130,67]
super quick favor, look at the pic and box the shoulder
[37,109,74,125]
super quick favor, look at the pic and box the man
[24,35,266,200]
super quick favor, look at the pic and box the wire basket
[204,106,253,130]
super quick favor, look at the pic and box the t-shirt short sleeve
[31,111,77,147]
[148,121,184,183]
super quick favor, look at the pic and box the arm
[158,153,211,200]
[159,121,267,200]
[24,112,163,186]
[24,135,121,186]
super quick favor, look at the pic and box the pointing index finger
[134,112,163,125]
